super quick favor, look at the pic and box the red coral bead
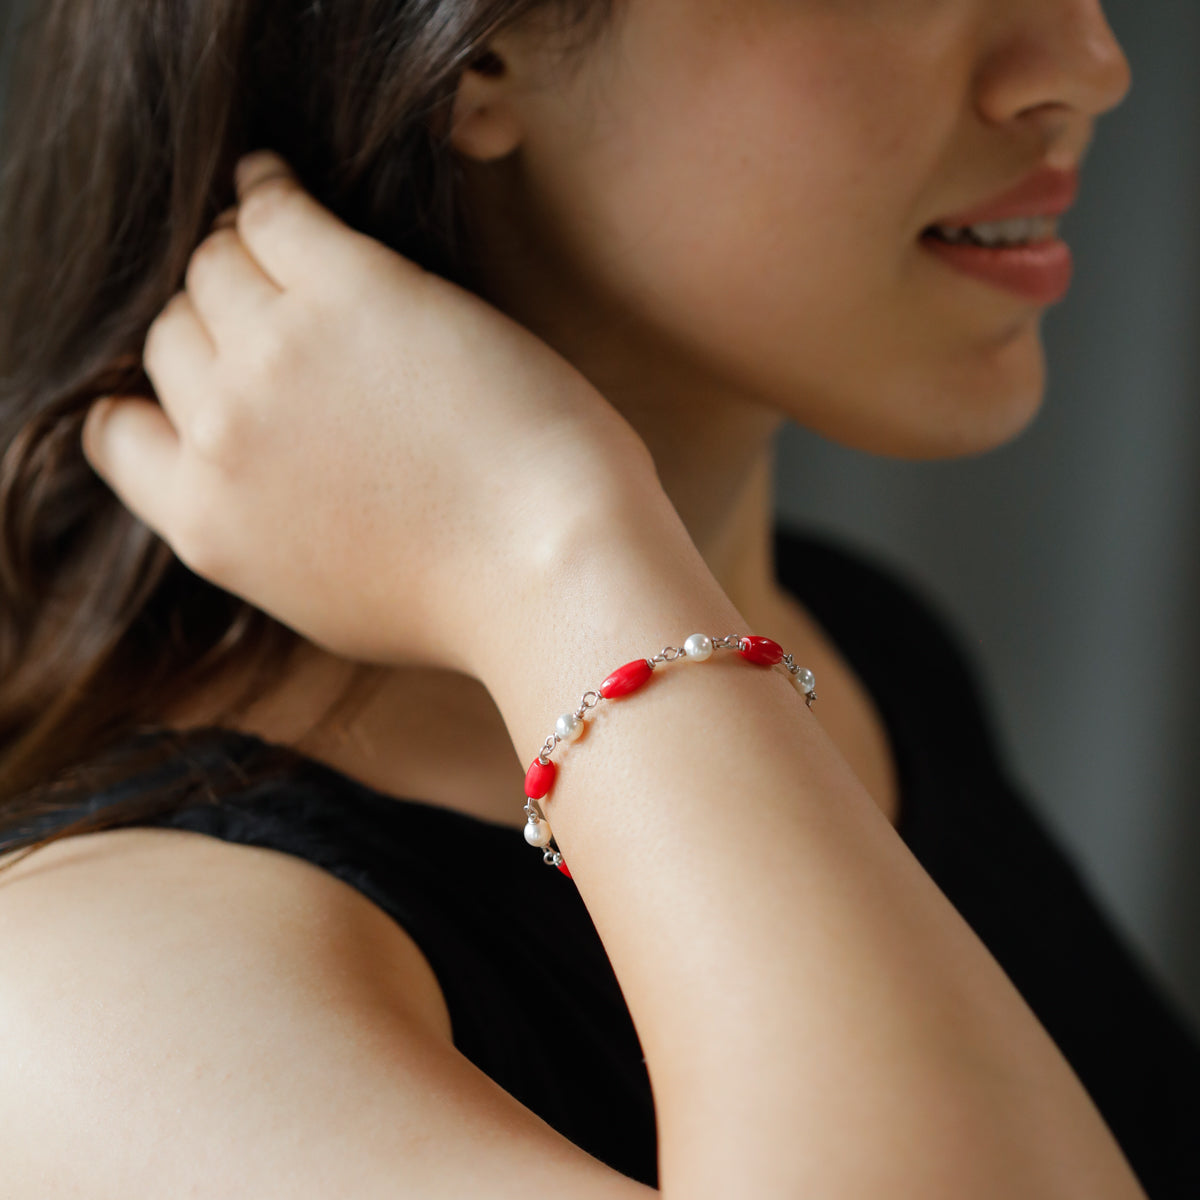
[600,657,654,699]
[738,635,783,666]
[525,756,556,800]
[557,859,573,879]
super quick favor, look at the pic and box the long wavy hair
[0,0,611,871]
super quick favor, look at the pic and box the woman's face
[456,0,1132,460]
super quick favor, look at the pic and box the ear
[441,44,525,163]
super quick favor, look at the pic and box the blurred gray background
[1,0,1197,1027]
[776,0,1200,1032]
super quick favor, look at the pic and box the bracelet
[521,633,818,880]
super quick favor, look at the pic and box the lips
[928,164,1080,228]
[918,163,1080,305]
[919,234,1074,305]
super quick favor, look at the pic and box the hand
[80,150,661,675]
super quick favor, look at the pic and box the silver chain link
[523,634,818,872]
[534,634,811,768]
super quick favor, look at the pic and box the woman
[0,0,1195,1195]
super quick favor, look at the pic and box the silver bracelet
[521,633,817,881]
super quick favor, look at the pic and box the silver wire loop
[524,633,817,870]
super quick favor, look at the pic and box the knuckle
[236,175,297,228]
[184,228,237,292]
[186,402,240,462]
[172,513,227,581]
[141,319,162,364]
[241,325,289,384]
[142,293,187,361]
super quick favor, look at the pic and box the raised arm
[71,151,1149,1199]
[472,485,1149,1200]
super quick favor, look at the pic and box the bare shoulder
[0,824,456,1041]
[0,827,656,1199]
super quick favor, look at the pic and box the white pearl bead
[555,712,584,743]
[792,667,816,695]
[683,633,713,661]
[524,818,553,848]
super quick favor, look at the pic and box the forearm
[476,487,1146,1200]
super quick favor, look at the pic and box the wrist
[469,482,748,766]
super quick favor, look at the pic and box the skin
[160,0,1131,829]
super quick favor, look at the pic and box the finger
[141,291,217,437]
[185,225,282,349]
[232,149,368,292]
[81,395,184,537]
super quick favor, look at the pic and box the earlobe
[444,53,525,163]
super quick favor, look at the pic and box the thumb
[81,394,183,534]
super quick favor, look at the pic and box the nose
[974,0,1133,127]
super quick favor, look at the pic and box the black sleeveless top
[8,521,1199,1196]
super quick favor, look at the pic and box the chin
[938,317,1050,457]
[782,327,1049,462]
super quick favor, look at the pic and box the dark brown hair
[0,0,612,871]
